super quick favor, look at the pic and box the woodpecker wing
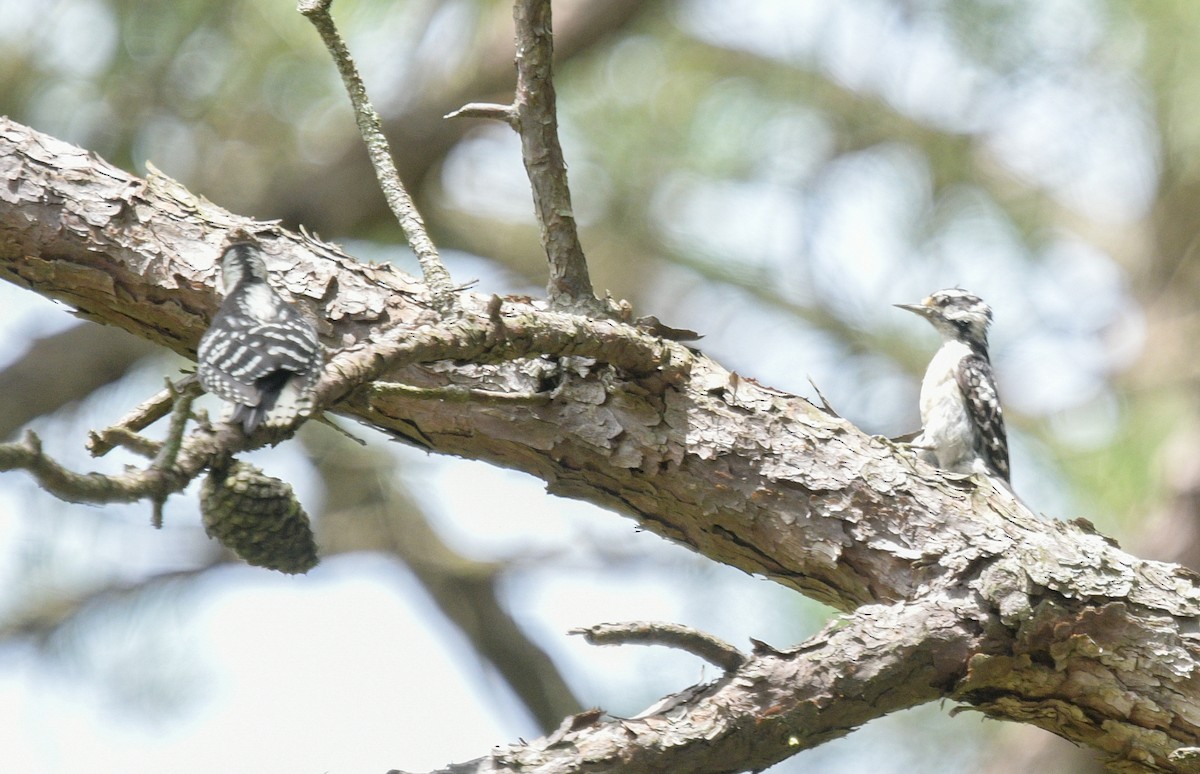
[198,309,262,406]
[198,293,320,406]
[956,354,1010,481]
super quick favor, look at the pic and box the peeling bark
[5,118,1200,772]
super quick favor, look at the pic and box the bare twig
[88,374,198,457]
[444,102,518,128]
[0,431,182,505]
[270,0,651,236]
[88,427,162,459]
[511,0,597,311]
[807,376,840,417]
[149,380,199,528]
[298,0,455,310]
[153,380,198,469]
[571,621,747,673]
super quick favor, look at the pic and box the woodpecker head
[896,288,993,346]
[218,242,270,293]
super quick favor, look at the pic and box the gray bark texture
[3,117,1200,773]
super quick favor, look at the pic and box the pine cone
[200,460,318,574]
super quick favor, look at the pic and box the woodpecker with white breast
[197,241,321,434]
[896,288,1009,482]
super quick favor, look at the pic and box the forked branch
[447,0,601,313]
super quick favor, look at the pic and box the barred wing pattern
[956,353,1009,482]
[198,255,321,434]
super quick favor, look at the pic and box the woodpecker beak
[894,300,932,318]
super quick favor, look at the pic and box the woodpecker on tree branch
[197,241,322,434]
[896,288,1010,483]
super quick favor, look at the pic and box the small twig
[570,621,747,673]
[511,0,597,311]
[89,427,162,459]
[444,102,519,128]
[369,381,551,406]
[486,294,509,345]
[88,374,199,457]
[807,376,840,418]
[0,431,180,505]
[149,380,199,528]
[299,0,455,310]
[153,380,198,471]
[150,487,180,530]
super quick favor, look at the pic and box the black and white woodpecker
[197,242,321,434]
[895,288,1010,483]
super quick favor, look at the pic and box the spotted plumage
[197,242,321,434]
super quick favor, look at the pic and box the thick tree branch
[394,597,982,774]
[7,119,1200,771]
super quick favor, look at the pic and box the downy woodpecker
[197,242,321,434]
[896,289,1009,482]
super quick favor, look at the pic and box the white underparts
[914,340,981,474]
